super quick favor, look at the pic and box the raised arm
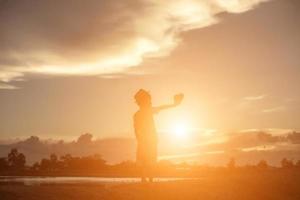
[152,93,184,113]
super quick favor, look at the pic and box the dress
[133,108,157,166]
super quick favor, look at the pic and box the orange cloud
[0,0,269,88]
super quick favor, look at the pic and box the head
[134,89,152,108]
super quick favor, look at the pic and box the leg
[148,161,156,183]
[141,165,147,183]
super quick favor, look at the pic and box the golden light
[171,120,189,139]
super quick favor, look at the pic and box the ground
[1,171,300,200]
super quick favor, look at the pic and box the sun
[171,121,189,139]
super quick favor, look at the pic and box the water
[0,176,196,185]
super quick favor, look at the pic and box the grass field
[1,170,300,200]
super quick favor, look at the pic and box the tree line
[0,148,107,172]
[226,157,300,170]
[1,148,300,175]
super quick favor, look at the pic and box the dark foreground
[1,171,300,200]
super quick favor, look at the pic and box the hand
[174,93,184,105]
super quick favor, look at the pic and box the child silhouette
[133,89,184,182]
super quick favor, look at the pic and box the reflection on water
[0,176,195,185]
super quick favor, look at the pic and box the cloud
[0,0,269,86]
[238,94,267,110]
[0,83,19,89]
[262,106,286,113]
[187,129,292,154]
[244,94,266,101]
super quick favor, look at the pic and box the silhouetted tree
[281,158,294,169]
[60,154,73,169]
[0,157,8,170]
[295,160,300,169]
[31,162,40,171]
[7,148,26,170]
[83,154,106,170]
[40,158,51,171]
[35,154,107,171]
[50,154,58,162]
[114,160,135,171]
[49,154,60,171]
[257,160,268,170]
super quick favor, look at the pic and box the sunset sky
[0,0,299,145]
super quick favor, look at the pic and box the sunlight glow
[171,121,189,139]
